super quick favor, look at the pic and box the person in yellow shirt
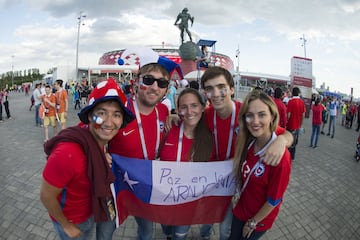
[341,102,347,126]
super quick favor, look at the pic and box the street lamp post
[75,11,86,81]
[300,34,307,58]
[235,45,241,100]
[11,55,14,87]
[235,45,240,73]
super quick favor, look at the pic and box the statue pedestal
[179,41,198,60]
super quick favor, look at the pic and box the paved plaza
[0,91,360,240]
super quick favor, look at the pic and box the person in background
[109,63,171,240]
[341,102,347,126]
[356,102,360,132]
[273,87,287,128]
[74,85,81,110]
[197,45,211,68]
[310,98,325,148]
[54,79,69,130]
[349,103,357,129]
[229,90,291,240]
[29,94,35,111]
[40,78,134,240]
[33,83,44,126]
[159,88,213,240]
[42,85,57,142]
[327,97,338,138]
[0,89,3,122]
[320,98,329,134]
[3,88,11,119]
[286,87,306,160]
[282,89,291,106]
[166,81,177,114]
[189,80,208,106]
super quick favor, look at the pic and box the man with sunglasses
[109,63,170,240]
[199,66,293,240]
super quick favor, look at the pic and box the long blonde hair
[233,90,279,185]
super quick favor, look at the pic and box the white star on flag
[123,171,139,191]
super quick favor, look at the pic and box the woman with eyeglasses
[229,90,291,240]
[159,88,213,240]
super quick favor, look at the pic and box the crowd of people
[36,63,296,240]
[1,59,358,239]
[33,59,360,240]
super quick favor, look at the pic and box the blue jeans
[200,203,232,240]
[96,220,116,240]
[35,104,42,125]
[229,215,266,240]
[53,216,94,240]
[135,216,153,240]
[161,224,190,240]
[328,115,336,136]
[310,124,321,146]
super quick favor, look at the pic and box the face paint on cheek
[219,88,228,99]
[206,91,212,99]
[245,116,252,123]
[139,83,148,91]
[93,115,104,129]
[93,115,104,124]
[179,110,186,117]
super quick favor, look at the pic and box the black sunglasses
[141,75,169,89]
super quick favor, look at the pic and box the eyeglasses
[141,75,169,89]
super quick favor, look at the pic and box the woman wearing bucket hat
[40,78,134,240]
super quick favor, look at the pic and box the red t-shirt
[159,123,193,162]
[204,101,241,161]
[274,98,287,128]
[42,142,92,224]
[232,139,291,231]
[286,97,306,130]
[109,100,169,160]
[312,104,325,125]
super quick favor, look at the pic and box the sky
[1,0,360,96]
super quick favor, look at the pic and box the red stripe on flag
[117,191,232,225]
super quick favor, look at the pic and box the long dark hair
[177,88,213,162]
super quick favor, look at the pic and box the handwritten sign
[112,155,235,225]
[151,161,236,205]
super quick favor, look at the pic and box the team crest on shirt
[159,121,165,132]
[254,163,265,177]
[234,126,240,135]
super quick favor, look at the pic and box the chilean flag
[112,155,236,226]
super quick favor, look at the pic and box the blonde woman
[230,90,291,240]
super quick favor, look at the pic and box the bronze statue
[174,8,194,43]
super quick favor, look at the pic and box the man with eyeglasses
[109,63,170,240]
[199,66,293,240]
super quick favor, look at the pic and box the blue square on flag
[113,156,152,203]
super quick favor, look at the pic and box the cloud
[1,0,360,96]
